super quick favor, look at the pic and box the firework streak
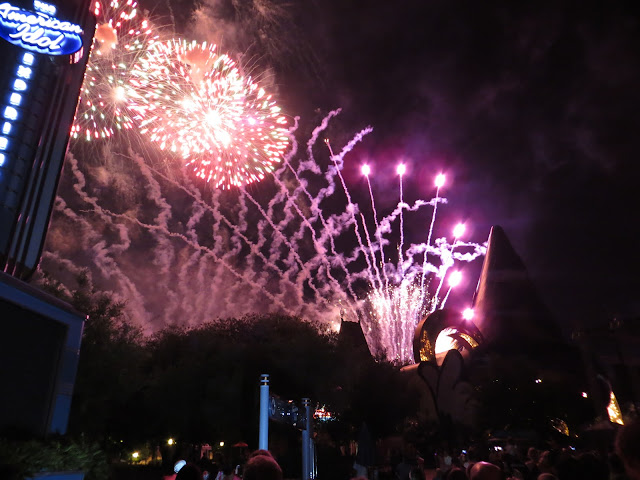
[48,112,485,363]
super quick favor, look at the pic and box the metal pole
[302,398,312,480]
[309,415,316,479]
[259,374,269,450]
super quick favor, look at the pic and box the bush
[0,437,109,480]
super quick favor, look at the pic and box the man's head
[469,461,502,480]
[243,452,283,480]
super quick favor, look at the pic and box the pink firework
[72,0,156,141]
[129,39,289,189]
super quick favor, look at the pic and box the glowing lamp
[132,452,139,459]
[448,271,462,287]
[167,438,174,445]
[462,308,474,320]
[453,223,465,239]
[361,164,370,176]
[435,173,445,188]
[396,163,406,176]
[582,392,588,398]
[219,441,224,447]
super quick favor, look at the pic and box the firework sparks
[453,222,466,239]
[365,280,427,362]
[72,0,157,141]
[397,163,407,269]
[419,173,446,304]
[128,39,289,189]
[358,166,487,363]
[49,112,486,363]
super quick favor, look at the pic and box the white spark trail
[44,111,486,359]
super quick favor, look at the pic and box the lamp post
[259,374,269,450]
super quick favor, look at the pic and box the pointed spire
[337,318,372,360]
[472,226,565,352]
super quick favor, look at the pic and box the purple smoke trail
[66,153,151,327]
[47,110,488,357]
[325,138,375,286]
[419,184,441,305]
[364,172,390,291]
[397,165,406,274]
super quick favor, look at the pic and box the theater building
[0,0,94,436]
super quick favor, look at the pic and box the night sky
[264,0,640,332]
[50,0,640,334]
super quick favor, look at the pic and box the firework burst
[49,112,486,363]
[72,0,157,141]
[129,39,289,189]
[353,166,487,363]
[365,280,427,362]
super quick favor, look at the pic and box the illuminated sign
[0,1,83,55]
[0,52,36,170]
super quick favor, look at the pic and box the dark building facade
[0,0,94,436]
[406,226,603,433]
[0,270,85,436]
[0,0,95,279]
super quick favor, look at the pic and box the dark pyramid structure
[337,319,372,361]
[406,226,608,431]
[472,225,569,357]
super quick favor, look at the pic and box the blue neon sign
[0,1,83,55]
[0,52,36,172]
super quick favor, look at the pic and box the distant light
[167,438,174,445]
[435,173,446,188]
[535,378,542,384]
[607,390,624,425]
[453,223,466,239]
[462,308,474,320]
[314,406,335,421]
[219,441,224,447]
[361,164,370,176]
[448,271,462,287]
[582,392,588,398]
[132,452,139,459]
[396,163,406,176]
